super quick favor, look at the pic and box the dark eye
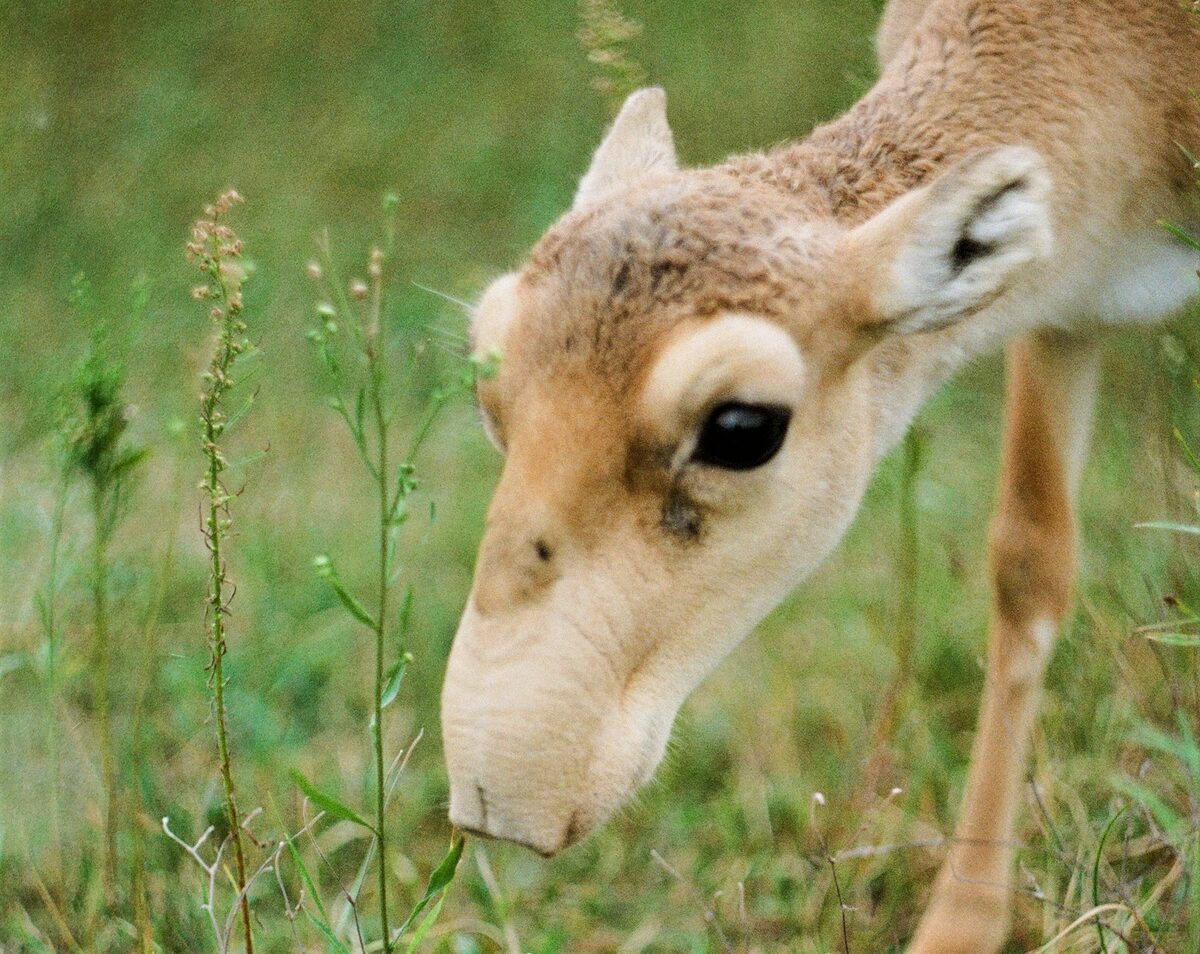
[693,402,791,470]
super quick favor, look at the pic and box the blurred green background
[2,1,1199,951]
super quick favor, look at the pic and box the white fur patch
[471,272,520,357]
[1031,615,1056,659]
[640,314,806,460]
[1088,230,1200,323]
[1009,615,1059,687]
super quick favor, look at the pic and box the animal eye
[693,402,791,470]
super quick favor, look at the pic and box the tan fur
[442,2,1200,948]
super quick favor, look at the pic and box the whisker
[412,280,474,312]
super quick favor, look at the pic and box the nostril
[533,539,551,562]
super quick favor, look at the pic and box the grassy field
[2,1,1199,951]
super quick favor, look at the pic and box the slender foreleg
[907,331,1101,954]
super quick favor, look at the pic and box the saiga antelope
[440,0,1200,949]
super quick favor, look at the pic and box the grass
[1,0,1199,951]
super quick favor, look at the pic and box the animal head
[441,88,1052,855]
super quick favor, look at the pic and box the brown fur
[442,3,1200,950]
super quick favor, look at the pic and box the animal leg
[907,331,1100,954]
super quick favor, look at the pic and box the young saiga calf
[441,0,1200,948]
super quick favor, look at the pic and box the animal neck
[727,6,1023,227]
[710,8,1070,462]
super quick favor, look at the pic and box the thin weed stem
[305,201,483,951]
[190,189,255,954]
[38,476,69,877]
[91,478,117,899]
[368,303,393,950]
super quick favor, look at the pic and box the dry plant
[188,188,258,954]
[577,0,647,113]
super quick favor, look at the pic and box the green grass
[2,1,1199,951]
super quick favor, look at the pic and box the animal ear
[574,87,677,208]
[844,146,1053,334]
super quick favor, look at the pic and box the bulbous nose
[440,595,622,858]
[448,779,582,857]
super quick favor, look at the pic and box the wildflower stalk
[189,189,255,954]
[306,203,486,949]
[350,241,400,945]
[365,248,395,949]
[337,241,406,948]
[306,234,399,947]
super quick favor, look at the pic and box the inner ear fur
[840,145,1054,335]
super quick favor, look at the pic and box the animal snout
[448,780,585,857]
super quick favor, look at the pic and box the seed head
[214,189,243,216]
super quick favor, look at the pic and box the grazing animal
[441,0,1200,948]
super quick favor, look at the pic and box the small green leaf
[424,833,465,897]
[1092,805,1127,954]
[1134,520,1200,535]
[397,585,414,646]
[1142,631,1200,647]
[228,449,268,472]
[380,654,413,710]
[1137,614,1200,633]
[1173,426,1200,475]
[1159,218,1200,253]
[1113,776,1184,842]
[403,895,447,953]
[112,445,150,479]
[314,554,378,629]
[305,908,353,954]
[395,834,465,938]
[290,769,375,832]
[283,828,332,924]
[34,592,51,633]
[224,390,259,433]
